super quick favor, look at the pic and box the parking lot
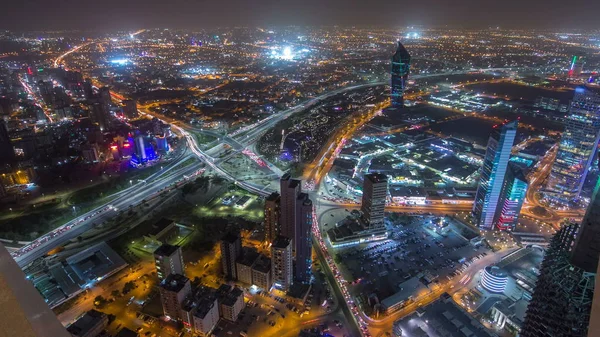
[334,214,489,301]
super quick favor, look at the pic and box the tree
[94,295,107,308]
[122,281,135,295]
[111,290,121,298]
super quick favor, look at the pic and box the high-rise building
[122,99,138,119]
[251,254,272,290]
[271,235,293,290]
[158,273,191,321]
[91,102,110,131]
[0,119,14,163]
[390,41,411,108]
[98,86,112,107]
[0,242,71,337]
[181,287,219,337]
[570,174,600,273]
[153,244,185,282]
[216,284,245,322]
[520,223,595,337]
[220,231,242,280]
[361,173,388,228]
[546,86,600,205]
[264,192,281,243]
[495,163,528,231]
[569,56,585,77]
[295,193,313,284]
[280,174,301,248]
[473,120,518,230]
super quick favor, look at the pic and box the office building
[295,193,313,284]
[361,173,388,228]
[264,192,281,243]
[0,242,71,337]
[159,273,191,321]
[495,163,528,231]
[181,287,219,337]
[473,120,518,230]
[134,134,147,161]
[390,41,411,108]
[546,86,600,205]
[251,254,272,290]
[66,310,108,337]
[91,102,110,131]
[280,174,301,248]
[271,235,293,290]
[122,99,138,119]
[216,284,245,322]
[220,231,242,280]
[0,119,14,163]
[153,244,184,282]
[570,174,600,273]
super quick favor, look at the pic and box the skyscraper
[271,235,292,290]
[264,192,281,243]
[98,86,112,107]
[0,242,71,337]
[495,163,528,231]
[220,231,242,280]
[279,173,301,250]
[154,244,185,282]
[473,120,518,230]
[546,86,600,205]
[390,41,411,108]
[122,99,138,119]
[521,173,600,337]
[91,102,110,131]
[0,119,14,164]
[295,193,313,284]
[361,173,388,228]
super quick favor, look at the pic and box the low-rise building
[217,284,245,322]
[66,310,108,337]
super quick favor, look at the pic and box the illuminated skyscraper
[271,235,292,290]
[390,41,411,107]
[264,192,281,243]
[473,120,518,230]
[279,173,301,250]
[569,56,585,77]
[495,163,528,231]
[546,86,600,205]
[361,173,388,228]
[294,193,313,284]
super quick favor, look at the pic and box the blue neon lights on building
[391,42,411,108]
[481,266,508,294]
[473,121,518,230]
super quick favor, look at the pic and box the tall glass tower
[546,86,600,205]
[391,41,411,108]
[473,120,518,230]
[496,163,528,231]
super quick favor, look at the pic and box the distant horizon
[1,0,599,31]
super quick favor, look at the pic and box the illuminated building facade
[361,173,388,229]
[391,41,411,107]
[264,192,281,243]
[159,274,191,321]
[546,86,600,205]
[569,56,585,77]
[473,120,518,230]
[279,173,301,250]
[495,164,528,231]
[481,266,509,293]
[271,235,292,290]
[294,193,313,284]
[154,244,184,282]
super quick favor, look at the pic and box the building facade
[220,231,242,280]
[217,285,245,322]
[495,163,528,231]
[264,192,281,243]
[279,174,301,249]
[546,86,600,205]
[271,235,293,290]
[361,173,388,228]
[391,41,411,107]
[295,193,313,284]
[158,274,191,321]
[153,244,184,282]
[473,120,518,230]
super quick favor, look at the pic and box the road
[13,159,203,267]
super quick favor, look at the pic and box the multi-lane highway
[13,159,203,267]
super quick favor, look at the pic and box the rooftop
[221,231,240,244]
[159,273,189,293]
[66,310,106,336]
[365,172,388,184]
[272,235,292,249]
[237,247,259,267]
[153,243,180,257]
[115,328,139,337]
[252,254,271,274]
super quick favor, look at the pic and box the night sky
[1,0,598,31]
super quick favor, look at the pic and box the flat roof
[221,231,240,244]
[67,310,106,336]
[365,172,388,183]
[236,247,259,267]
[153,243,180,257]
[115,328,139,337]
[272,235,291,249]
[252,254,271,273]
[160,274,189,292]
[381,276,428,308]
[148,218,174,237]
